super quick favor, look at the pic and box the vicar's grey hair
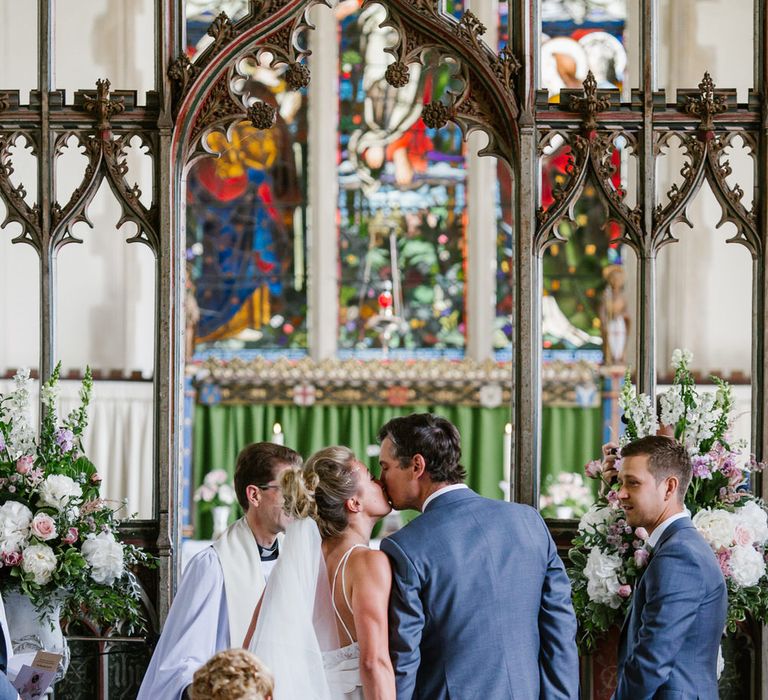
[281,446,360,539]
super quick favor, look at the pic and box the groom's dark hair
[234,442,302,511]
[378,413,466,484]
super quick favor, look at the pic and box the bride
[245,446,396,700]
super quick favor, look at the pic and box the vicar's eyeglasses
[256,483,281,491]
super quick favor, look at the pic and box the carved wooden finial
[83,79,125,133]
[569,71,610,133]
[684,71,727,132]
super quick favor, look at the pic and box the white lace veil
[249,517,340,700]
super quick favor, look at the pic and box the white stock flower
[22,543,58,585]
[659,390,685,428]
[693,508,735,550]
[40,383,60,407]
[0,501,33,553]
[671,348,693,369]
[730,545,766,587]
[578,505,613,534]
[81,532,125,585]
[584,548,623,608]
[734,501,768,545]
[38,474,82,512]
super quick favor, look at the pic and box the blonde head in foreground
[190,648,274,700]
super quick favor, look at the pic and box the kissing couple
[246,413,580,700]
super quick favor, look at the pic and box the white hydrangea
[584,548,623,608]
[21,543,58,585]
[38,474,82,512]
[0,501,33,553]
[733,501,768,546]
[81,532,125,585]
[693,508,735,550]
[730,545,766,587]
[578,505,613,534]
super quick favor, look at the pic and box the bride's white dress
[249,518,366,700]
[323,544,365,699]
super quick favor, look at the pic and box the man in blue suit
[378,413,579,700]
[614,435,727,700]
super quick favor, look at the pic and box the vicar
[378,413,579,699]
[138,442,302,700]
[614,436,727,700]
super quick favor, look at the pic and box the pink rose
[584,460,602,479]
[62,527,78,545]
[634,527,649,541]
[618,584,632,598]
[91,473,102,484]
[15,456,33,475]
[31,513,57,541]
[734,524,754,547]
[634,548,650,567]
[2,551,22,567]
[607,490,620,508]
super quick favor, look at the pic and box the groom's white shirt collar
[648,509,690,549]
[422,484,469,512]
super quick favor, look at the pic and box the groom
[378,413,579,699]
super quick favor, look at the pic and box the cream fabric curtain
[0,378,153,518]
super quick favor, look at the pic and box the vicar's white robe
[137,518,272,700]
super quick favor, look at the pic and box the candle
[272,422,285,446]
[503,422,512,485]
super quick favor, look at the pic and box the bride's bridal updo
[281,446,361,538]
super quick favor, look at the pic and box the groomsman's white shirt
[137,518,275,700]
[647,510,690,549]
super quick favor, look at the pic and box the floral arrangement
[569,349,768,651]
[539,472,593,520]
[0,365,154,632]
[194,469,236,511]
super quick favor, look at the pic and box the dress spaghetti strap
[331,544,367,645]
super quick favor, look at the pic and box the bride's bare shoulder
[349,548,392,585]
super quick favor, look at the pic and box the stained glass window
[186,57,309,355]
[539,0,628,357]
[336,1,467,358]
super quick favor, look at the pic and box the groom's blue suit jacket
[614,517,727,700]
[381,488,579,700]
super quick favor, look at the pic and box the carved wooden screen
[2,0,768,697]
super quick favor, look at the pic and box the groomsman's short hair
[620,435,692,501]
[234,442,302,512]
[377,413,467,484]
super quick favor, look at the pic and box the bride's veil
[250,517,340,700]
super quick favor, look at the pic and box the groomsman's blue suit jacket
[381,488,580,700]
[614,516,727,700]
